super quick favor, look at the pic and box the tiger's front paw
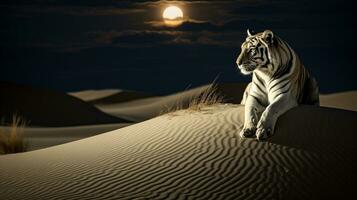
[256,127,273,141]
[239,127,257,138]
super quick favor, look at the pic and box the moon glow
[163,6,184,26]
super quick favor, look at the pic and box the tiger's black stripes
[249,94,265,107]
[253,79,266,95]
[253,74,266,95]
[270,80,290,94]
[261,48,269,67]
[269,76,290,92]
[255,73,266,87]
[271,38,294,80]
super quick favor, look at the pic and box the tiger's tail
[310,77,320,106]
[302,76,320,106]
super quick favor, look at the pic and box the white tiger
[236,29,319,140]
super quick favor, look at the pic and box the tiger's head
[236,29,278,75]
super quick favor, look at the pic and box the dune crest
[69,89,122,102]
[0,82,129,126]
[320,91,357,111]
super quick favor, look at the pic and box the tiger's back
[241,69,319,106]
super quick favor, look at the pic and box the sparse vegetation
[161,82,225,115]
[160,99,185,116]
[187,83,224,111]
[0,115,27,155]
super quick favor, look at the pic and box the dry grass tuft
[160,99,185,116]
[187,83,224,111]
[161,82,224,115]
[0,115,27,155]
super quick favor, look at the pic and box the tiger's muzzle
[236,51,255,74]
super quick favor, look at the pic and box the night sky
[1,0,356,95]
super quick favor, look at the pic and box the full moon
[163,6,183,20]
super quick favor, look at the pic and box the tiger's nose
[236,59,241,66]
[236,55,243,67]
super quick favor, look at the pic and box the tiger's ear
[262,30,274,45]
[247,29,252,37]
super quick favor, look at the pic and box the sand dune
[0,82,129,126]
[1,104,355,199]
[69,89,153,105]
[320,91,357,111]
[69,89,122,102]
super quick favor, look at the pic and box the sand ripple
[1,104,356,199]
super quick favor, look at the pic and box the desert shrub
[161,82,224,115]
[0,115,27,154]
[187,83,224,111]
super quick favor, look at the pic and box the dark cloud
[137,0,234,6]
[0,0,147,17]
[147,20,219,31]
[0,5,144,17]
[221,18,348,31]
[0,0,135,7]
[111,30,178,46]
[29,6,144,16]
[230,0,355,15]
[92,30,233,48]
[148,19,275,33]
[174,20,221,32]
[150,15,352,34]
[0,0,234,7]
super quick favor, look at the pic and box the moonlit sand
[1,83,356,199]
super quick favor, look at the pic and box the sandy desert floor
[0,123,131,151]
[1,83,357,199]
[1,104,356,199]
